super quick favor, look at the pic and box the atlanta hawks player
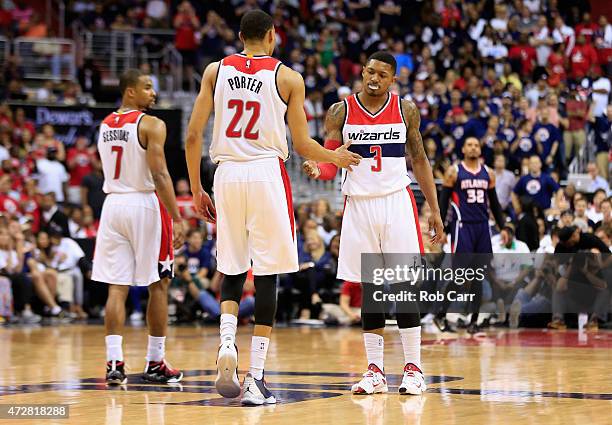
[185,10,360,405]
[93,69,186,385]
[303,52,444,396]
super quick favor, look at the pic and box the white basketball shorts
[214,157,298,276]
[337,187,424,283]
[92,192,174,286]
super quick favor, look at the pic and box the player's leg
[337,196,388,395]
[382,188,426,395]
[134,196,182,383]
[466,224,493,333]
[213,168,250,398]
[240,159,297,405]
[92,201,134,385]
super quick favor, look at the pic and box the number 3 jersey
[453,162,491,223]
[211,53,288,163]
[341,93,411,197]
[98,110,155,194]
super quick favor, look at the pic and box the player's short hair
[119,68,144,96]
[240,10,274,41]
[366,51,397,74]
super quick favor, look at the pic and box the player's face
[134,76,156,110]
[362,60,395,97]
[462,138,481,159]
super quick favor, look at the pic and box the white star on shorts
[160,255,173,272]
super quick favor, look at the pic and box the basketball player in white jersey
[304,52,444,395]
[185,10,360,405]
[93,69,186,385]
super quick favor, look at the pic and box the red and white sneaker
[142,359,183,384]
[398,363,426,395]
[351,364,388,395]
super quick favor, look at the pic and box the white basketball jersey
[210,53,288,163]
[98,110,155,194]
[341,93,411,197]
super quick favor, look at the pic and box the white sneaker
[398,363,426,395]
[130,311,144,322]
[241,373,276,405]
[420,313,435,325]
[351,364,388,395]
[509,299,521,329]
[215,341,240,398]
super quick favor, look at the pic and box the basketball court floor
[1,324,610,424]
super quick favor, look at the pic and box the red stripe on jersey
[407,187,424,254]
[155,192,174,263]
[278,158,295,241]
[102,110,143,128]
[223,54,280,75]
[345,94,403,125]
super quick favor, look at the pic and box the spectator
[508,33,537,78]
[586,162,610,195]
[532,108,560,170]
[589,67,611,119]
[512,155,562,212]
[591,104,610,180]
[66,136,96,206]
[563,84,588,164]
[40,192,69,237]
[569,34,598,81]
[587,189,607,224]
[173,1,200,87]
[183,228,213,282]
[573,197,595,232]
[493,154,516,216]
[35,147,68,204]
[80,158,105,220]
[515,196,540,251]
[175,179,197,228]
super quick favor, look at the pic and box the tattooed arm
[402,99,445,245]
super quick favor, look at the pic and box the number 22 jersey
[210,53,288,163]
[341,93,411,197]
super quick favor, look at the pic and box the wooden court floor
[1,324,611,425]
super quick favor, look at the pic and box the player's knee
[362,312,385,331]
[220,272,248,304]
[254,275,277,327]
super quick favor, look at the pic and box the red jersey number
[111,146,123,179]
[370,145,382,172]
[225,100,260,140]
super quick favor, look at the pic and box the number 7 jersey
[210,53,288,163]
[98,110,155,194]
[341,93,411,197]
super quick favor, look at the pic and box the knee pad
[220,272,247,304]
[362,312,386,331]
[254,275,277,327]
[396,312,421,329]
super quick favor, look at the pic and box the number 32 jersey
[98,110,155,194]
[341,93,411,197]
[211,53,288,163]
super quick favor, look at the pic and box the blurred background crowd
[0,0,610,330]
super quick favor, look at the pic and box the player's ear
[238,31,244,44]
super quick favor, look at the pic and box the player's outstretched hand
[428,212,445,245]
[302,160,320,179]
[172,218,186,249]
[193,187,216,224]
[332,141,361,171]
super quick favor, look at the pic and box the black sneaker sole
[106,377,127,385]
[142,372,183,384]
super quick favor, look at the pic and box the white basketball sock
[105,335,123,362]
[146,335,166,362]
[363,333,384,372]
[220,313,238,344]
[249,336,270,380]
[399,326,421,370]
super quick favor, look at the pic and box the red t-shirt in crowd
[547,52,566,85]
[177,194,198,227]
[12,121,35,143]
[19,193,40,233]
[341,281,362,308]
[569,45,599,79]
[0,193,20,217]
[575,22,599,44]
[509,44,537,76]
[566,98,588,131]
[66,147,94,186]
[174,13,199,50]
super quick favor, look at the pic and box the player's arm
[283,67,361,169]
[302,101,346,180]
[438,164,457,225]
[402,99,444,245]
[184,62,217,223]
[141,115,185,248]
[487,168,505,230]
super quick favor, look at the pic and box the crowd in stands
[0,0,611,329]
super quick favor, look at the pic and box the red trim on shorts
[407,187,424,254]
[155,192,174,262]
[278,158,295,241]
